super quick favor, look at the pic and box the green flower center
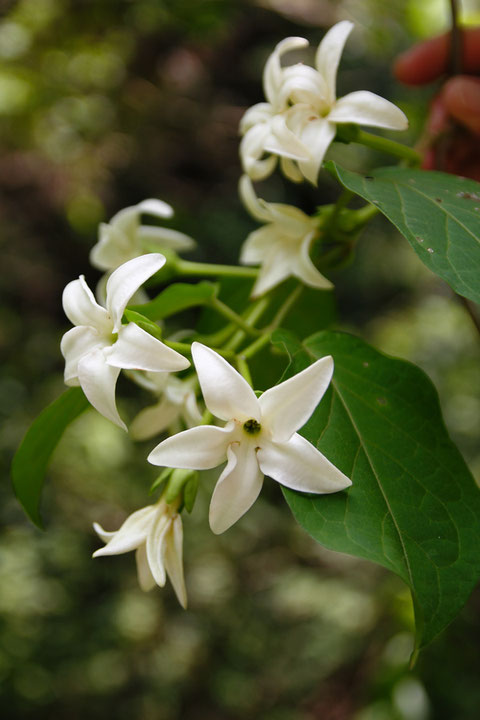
[243,418,261,435]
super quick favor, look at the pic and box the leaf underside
[273,329,480,650]
[328,162,480,304]
[11,387,90,528]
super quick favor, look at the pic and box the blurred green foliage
[1,0,480,718]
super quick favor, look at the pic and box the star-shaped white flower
[61,253,190,430]
[239,22,408,185]
[130,372,202,441]
[239,37,312,181]
[278,21,408,184]
[90,199,195,272]
[148,342,351,534]
[239,174,333,297]
[93,498,187,608]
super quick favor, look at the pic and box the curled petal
[136,198,174,218]
[280,64,329,109]
[259,355,334,442]
[296,234,333,290]
[280,156,304,183]
[240,102,274,134]
[240,124,278,181]
[92,505,157,556]
[146,511,171,587]
[137,226,196,251]
[135,543,156,591]
[249,242,294,297]
[106,323,190,373]
[62,276,110,330]
[239,174,272,223]
[240,226,277,265]
[61,326,107,384]
[209,442,264,534]
[148,423,234,470]
[329,91,409,130]
[77,348,125,430]
[315,20,354,106]
[163,515,187,608]
[258,432,351,493]
[106,253,166,332]
[192,342,260,423]
[263,36,309,107]
[90,224,134,271]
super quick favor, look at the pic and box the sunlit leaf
[328,162,480,304]
[273,329,480,650]
[11,388,90,528]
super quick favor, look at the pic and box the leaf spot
[376,397,387,406]
[427,247,434,254]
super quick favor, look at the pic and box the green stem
[355,130,421,165]
[352,202,380,226]
[164,339,235,359]
[209,296,261,336]
[224,296,271,352]
[175,258,258,279]
[196,323,236,347]
[241,285,304,360]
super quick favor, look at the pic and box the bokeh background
[1,0,480,718]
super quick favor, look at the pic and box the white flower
[239,37,312,181]
[90,199,196,272]
[130,372,202,440]
[93,498,187,608]
[148,342,351,534]
[60,253,190,430]
[240,22,408,184]
[239,174,333,297]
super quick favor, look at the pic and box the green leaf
[11,387,90,528]
[273,329,480,650]
[328,162,480,304]
[129,281,218,321]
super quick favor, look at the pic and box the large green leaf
[328,162,480,304]
[130,281,218,321]
[273,329,480,650]
[11,387,90,527]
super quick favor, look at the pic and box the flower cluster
[55,20,411,608]
[240,21,408,185]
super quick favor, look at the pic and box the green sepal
[183,472,199,513]
[150,467,173,494]
[123,309,163,340]
[165,468,198,505]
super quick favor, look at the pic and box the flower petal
[92,522,117,544]
[61,326,107,385]
[239,174,272,223]
[295,234,333,290]
[92,505,157,556]
[258,432,351,493]
[192,342,260,423]
[209,441,264,534]
[130,398,180,440]
[135,543,156,591]
[62,276,110,330]
[259,355,334,441]
[164,515,188,608]
[240,123,278,181]
[295,116,336,185]
[264,113,311,160]
[89,223,134,271]
[315,20,354,106]
[137,225,196,251]
[148,423,234,470]
[146,511,171,587]
[263,36,309,107]
[329,91,408,130]
[280,156,304,183]
[240,226,277,265]
[106,253,166,332]
[249,242,296,297]
[106,322,190,373]
[136,198,174,218]
[77,348,125,430]
[280,64,329,109]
